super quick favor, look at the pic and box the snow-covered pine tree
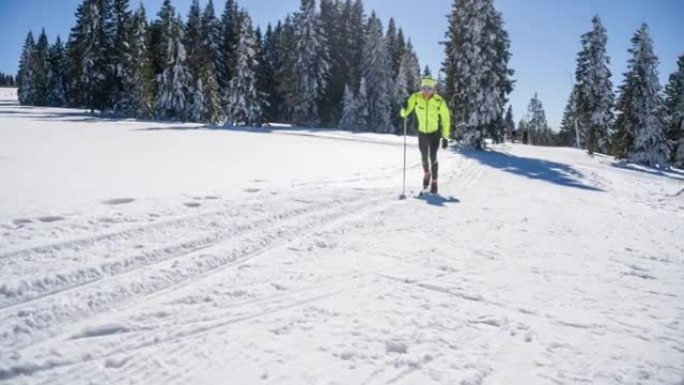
[258,24,282,122]
[189,75,205,122]
[199,59,223,124]
[17,31,36,105]
[615,24,669,168]
[185,0,203,122]
[319,0,344,126]
[361,12,392,133]
[385,18,399,76]
[391,57,410,133]
[127,4,154,119]
[225,13,263,126]
[504,105,515,142]
[200,0,222,78]
[525,93,552,146]
[292,0,329,126]
[198,0,223,124]
[338,84,357,130]
[220,0,242,97]
[46,36,68,107]
[67,0,113,112]
[32,29,50,106]
[109,0,133,115]
[665,55,684,167]
[275,16,297,121]
[518,118,529,144]
[574,15,614,155]
[347,0,366,90]
[403,39,421,92]
[356,77,370,131]
[155,13,192,121]
[559,89,581,148]
[444,0,513,149]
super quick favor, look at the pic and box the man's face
[421,86,435,97]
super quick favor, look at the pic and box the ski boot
[422,171,431,190]
[430,179,438,194]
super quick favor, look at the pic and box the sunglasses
[421,87,435,92]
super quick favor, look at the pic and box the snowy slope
[1,88,683,385]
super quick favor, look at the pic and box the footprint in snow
[245,188,261,193]
[102,198,135,205]
[37,216,65,223]
[184,202,201,208]
[12,218,32,226]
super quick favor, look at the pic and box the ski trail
[0,189,395,356]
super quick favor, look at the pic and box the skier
[400,76,452,194]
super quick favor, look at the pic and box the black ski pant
[418,131,440,179]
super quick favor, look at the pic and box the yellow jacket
[401,92,451,138]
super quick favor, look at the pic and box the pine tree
[574,15,614,155]
[348,0,366,89]
[391,56,410,132]
[32,29,50,106]
[258,24,282,122]
[559,89,581,147]
[220,0,242,95]
[292,0,329,125]
[504,105,515,142]
[155,13,192,121]
[525,93,552,145]
[200,0,222,77]
[46,36,68,107]
[275,16,297,121]
[361,12,392,132]
[319,0,343,126]
[444,0,513,149]
[403,39,421,92]
[199,0,223,123]
[338,84,358,130]
[226,14,263,126]
[665,55,684,167]
[518,118,529,144]
[615,24,669,168]
[356,77,369,131]
[128,4,154,119]
[17,31,36,105]
[110,0,133,115]
[185,0,203,122]
[68,0,114,112]
[199,59,223,124]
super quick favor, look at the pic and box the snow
[1,88,683,384]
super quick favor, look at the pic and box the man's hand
[399,108,408,118]
[441,138,449,149]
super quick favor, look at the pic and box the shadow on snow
[414,194,461,207]
[457,148,604,192]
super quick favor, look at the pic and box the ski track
[0,156,496,384]
[0,188,400,359]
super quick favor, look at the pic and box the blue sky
[1,0,682,129]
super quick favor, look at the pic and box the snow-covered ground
[0,87,682,384]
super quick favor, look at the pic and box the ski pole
[399,116,407,200]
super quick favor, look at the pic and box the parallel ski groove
[0,191,391,355]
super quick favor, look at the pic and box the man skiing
[400,76,452,194]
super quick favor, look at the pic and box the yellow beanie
[420,76,436,88]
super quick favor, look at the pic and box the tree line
[518,16,683,168]
[16,0,422,130]
[0,72,16,87]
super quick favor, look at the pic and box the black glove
[441,138,449,149]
